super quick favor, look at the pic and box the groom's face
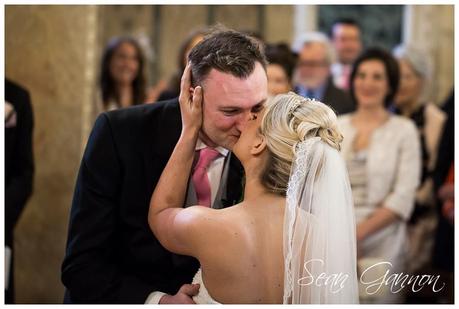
[199,61,268,150]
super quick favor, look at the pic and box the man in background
[330,18,363,91]
[292,31,354,115]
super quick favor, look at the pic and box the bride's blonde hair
[259,92,343,196]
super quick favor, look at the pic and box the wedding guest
[337,48,421,303]
[97,36,160,115]
[330,18,363,91]
[265,43,296,96]
[392,44,446,274]
[157,28,209,101]
[5,78,35,303]
[292,31,354,115]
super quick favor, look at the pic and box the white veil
[283,136,359,304]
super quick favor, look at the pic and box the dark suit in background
[5,79,35,304]
[61,99,244,303]
[294,78,355,116]
[322,78,355,115]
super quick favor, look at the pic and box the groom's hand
[159,283,200,304]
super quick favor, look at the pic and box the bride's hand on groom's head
[179,62,203,136]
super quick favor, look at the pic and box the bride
[148,64,359,304]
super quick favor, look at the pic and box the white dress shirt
[331,62,352,90]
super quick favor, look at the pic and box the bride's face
[232,108,266,163]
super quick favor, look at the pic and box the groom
[61,28,268,304]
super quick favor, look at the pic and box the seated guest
[292,31,354,115]
[265,43,297,96]
[337,48,421,303]
[330,18,363,91]
[392,44,446,274]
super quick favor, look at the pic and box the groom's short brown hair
[188,26,267,86]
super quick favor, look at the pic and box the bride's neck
[242,169,272,202]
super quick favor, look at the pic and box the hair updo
[259,92,343,196]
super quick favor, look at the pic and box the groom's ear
[250,135,267,156]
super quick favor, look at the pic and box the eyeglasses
[297,61,329,68]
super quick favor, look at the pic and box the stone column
[402,5,454,104]
[264,5,294,44]
[293,5,318,41]
[157,5,208,81]
[5,5,99,303]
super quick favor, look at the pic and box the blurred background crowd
[4,4,454,304]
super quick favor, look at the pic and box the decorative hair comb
[288,92,315,116]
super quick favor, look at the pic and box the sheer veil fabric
[283,137,359,304]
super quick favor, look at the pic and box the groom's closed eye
[220,100,265,117]
[221,108,239,116]
[251,103,263,114]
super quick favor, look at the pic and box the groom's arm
[61,113,155,303]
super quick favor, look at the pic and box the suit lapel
[212,155,230,209]
[143,100,182,198]
[220,152,244,208]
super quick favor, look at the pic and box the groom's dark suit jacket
[61,98,244,303]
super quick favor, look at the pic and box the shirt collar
[195,138,229,157]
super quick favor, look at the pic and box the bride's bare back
[186,194,285,303]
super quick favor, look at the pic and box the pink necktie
[343,65,351,90]
[192,147,221,207]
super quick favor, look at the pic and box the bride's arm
[148,63,205,255]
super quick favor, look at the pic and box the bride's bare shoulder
[175,203,244,229]
[170,205,243,254]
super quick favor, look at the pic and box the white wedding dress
[191,268,220,304]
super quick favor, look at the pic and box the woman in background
[392,44,446,274]
[265,43,297,96]
[337,48,421,303]
[97,36,156,114]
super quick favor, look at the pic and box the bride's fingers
[179,62,192,104]
[192,86,202,112]
[179,283,200,296]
